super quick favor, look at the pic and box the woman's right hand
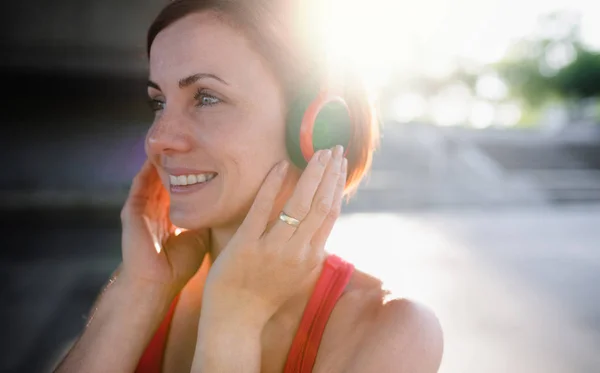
[119,160,210,293]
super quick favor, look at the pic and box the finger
[155,184,172,243]
[164,229,209,262]
[289,146,344,247]
[309,157,347,250]
[157,181,173,236]
[163,229,210,285]
[267,149,332,242]
[238,160,289,238]
[128,160,160,200]
[121,160,161,223]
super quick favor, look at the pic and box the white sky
[324,0,600,89]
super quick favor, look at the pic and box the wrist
[202,286,272,329]
[119,269,181,300]
[116,270,180,312]
[194,310,263,372]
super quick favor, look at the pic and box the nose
[146,115,193,156]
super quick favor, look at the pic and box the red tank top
[135,254,354,373]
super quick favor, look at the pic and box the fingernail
[334,145,344,158]
[278,160,289,175]
[319,149,332,164]
[342,157,348,173]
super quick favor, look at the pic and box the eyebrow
[147,73,228,91]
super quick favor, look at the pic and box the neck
[208,225,238,262]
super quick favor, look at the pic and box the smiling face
[146,11,294,230]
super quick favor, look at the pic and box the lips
[169,172,217,186]
[162,167,218,194]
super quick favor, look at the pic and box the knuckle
[306,252,322,269]
[329,201,341,218]
[314,197,332,216]
[293,203,311,218]
[283,252,303,266]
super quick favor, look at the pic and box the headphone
[285,88,353,169]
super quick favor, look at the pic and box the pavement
[328,204,600,373]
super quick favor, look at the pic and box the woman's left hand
[203,145,347,324]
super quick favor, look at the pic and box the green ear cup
[285,94,352,169]
[286,94,313,169]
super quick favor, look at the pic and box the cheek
[192,102,288,211]
[220,115,288,202]
[222,135,280,185]
[210,106,288,167]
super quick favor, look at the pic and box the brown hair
[147,0,379,196]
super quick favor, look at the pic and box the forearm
[54,273,177,373]
[191,303,265,373]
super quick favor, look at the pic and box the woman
[55,0,443,372]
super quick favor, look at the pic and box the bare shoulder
[358,296,444,373]
[317,269,444,373]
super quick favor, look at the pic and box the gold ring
[278,211,301,227]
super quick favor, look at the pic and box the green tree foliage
[553,49,600,99]
[492,11,600,107]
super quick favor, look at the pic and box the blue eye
[195,89,221,107]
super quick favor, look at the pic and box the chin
[170,210,207,230]
[168,198,248,231]
[168,202,218,230]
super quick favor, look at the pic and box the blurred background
[1,0,599,372]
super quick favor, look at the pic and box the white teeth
[169,173,216,186]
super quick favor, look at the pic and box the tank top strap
[283,254,355,373]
